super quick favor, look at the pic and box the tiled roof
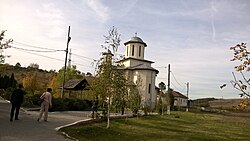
[63,79,89,90]
[172,91,188,99]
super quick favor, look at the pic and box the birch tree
[93,26,127,128]
[0,30,12,63]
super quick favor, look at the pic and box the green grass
[60,111,250,141]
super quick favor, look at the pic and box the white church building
[117,35,159,108]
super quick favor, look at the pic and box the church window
[132,45,134,56]
[127,46,128,56]
[148,83,151,94]
[139,46,141,57]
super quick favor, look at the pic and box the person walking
[10,84,25,122]
[37,88,52,122]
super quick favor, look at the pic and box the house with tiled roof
[172,91,188,107]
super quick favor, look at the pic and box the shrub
[49,98,92,112]
[143,105,152,115]
[22,94,40,108]
[50,98,69,111]
[2,87,15,100]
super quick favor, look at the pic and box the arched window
[148,83,151,94]
[127,46,129,56]
[139,46,141,57]
[132,45,134,56]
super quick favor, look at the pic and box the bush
[143,105,152,115]
[1,87,15,100]
[7,92,92,112]
[22,94,41,108]
[49,98,92,112]
[49,98,69,111]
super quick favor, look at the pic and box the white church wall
[125,43,145,59]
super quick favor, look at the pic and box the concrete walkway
[0,97,92,141]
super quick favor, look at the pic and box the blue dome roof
[124,36,147,47]
[130,36,144,42]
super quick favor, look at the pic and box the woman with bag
[37,88,52,122]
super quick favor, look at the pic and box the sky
[1,0,250,99]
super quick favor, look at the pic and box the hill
[0,63,56,90]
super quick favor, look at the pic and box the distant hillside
[0,63,55,89]
[209,99,250,109]
[190,97,217,107]
[191,97,250,112]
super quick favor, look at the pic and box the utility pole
[61,26,71,98]
[68,48,72,68]
[167,64,171,115]
[186,82,189,112]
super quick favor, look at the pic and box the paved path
[0,97,92,141]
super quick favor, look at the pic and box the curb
[55,119,93,141]
[54,118,92,131]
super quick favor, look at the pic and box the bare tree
[0,30,13,63]
[229,43,250,109]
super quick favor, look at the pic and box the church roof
[122,63,159,74]
[116,57,154,63]
[124,36,147,47]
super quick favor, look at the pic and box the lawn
[60,111,250,141]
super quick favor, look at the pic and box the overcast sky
[1,0,250,99]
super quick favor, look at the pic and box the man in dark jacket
[10,84,25,122]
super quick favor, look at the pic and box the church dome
[130,36,144,42]
[124,36,147,47]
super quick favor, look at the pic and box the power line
[13,41,64,51]
[22,50,94,70]
[154,66,167,69]
[71,53,97,62]
[13,48,64,62]
[171,81,182,92]
[170,71,185,88]
[13,41,97,63]
[157,77,168,79]
[12,46,93,68]
[71,61,95,68]
[13,42,97,63]
[11,46,63,52]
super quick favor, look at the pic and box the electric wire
[13,41,64,51]
[71,53,97,62]
[170,71,185,88]
[11,47,94,69]
[13,48,64,62]
[14,41,97,63]
[11,46,63,52]
[171,81,181,92]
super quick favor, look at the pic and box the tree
[22,72,40,95]
[0,74,17,90]
[112,66,128,115]
[0,30,13,63]
[128,76,143,117]
[15,62,21,68]
[158,82,166,115]
[92,26,126,128]
[169,88,174,110]
[50,65,84,98]
[28,63,39,69]
[102,26,121,55]
[48,75,60,97]
[10,73,17,88]
[229,43,250,109]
